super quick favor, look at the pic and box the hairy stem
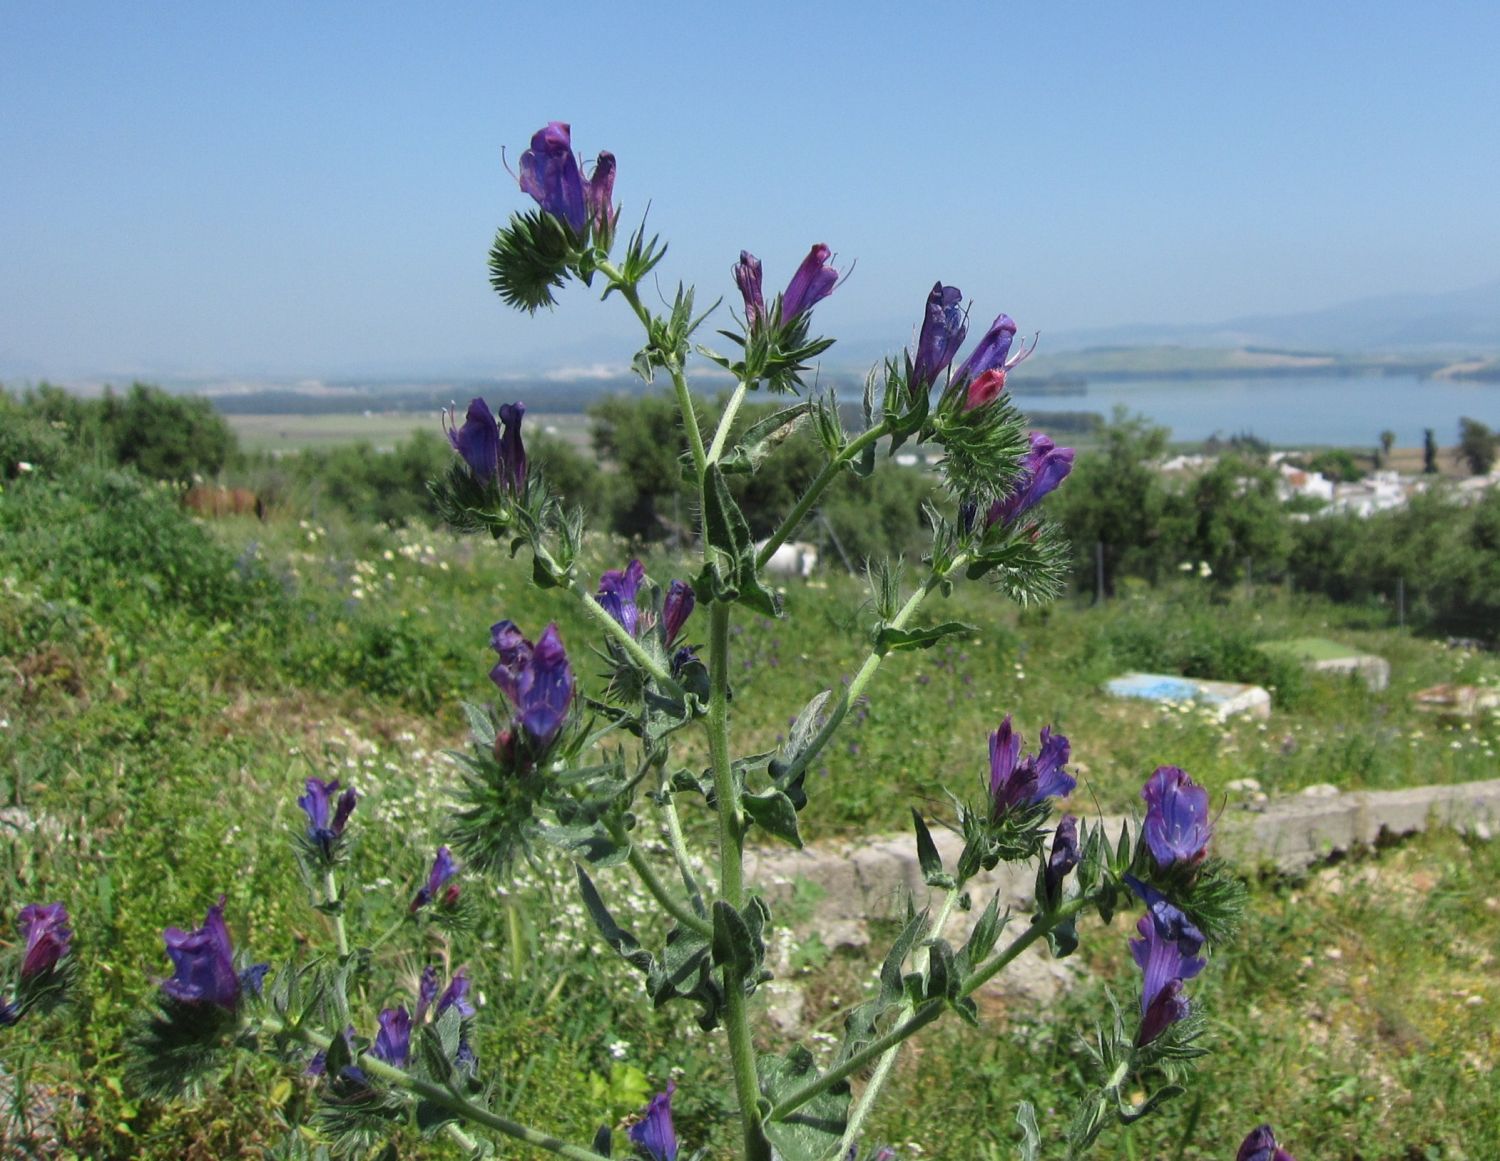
[662,794,707,916]
[706,599,770,1160]
[261,1016,612,1161]
[322,869,349,961]
[755,418,891,568]
[623,836,713,938]
[706,378,752,464]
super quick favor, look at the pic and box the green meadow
[2,457,1497,1159]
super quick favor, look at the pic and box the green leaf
[717,402,813,475]
[743,789,804,848]
[875,620,976,654]
[711,900,755,976]
[1015,1101,1042,1161]
[760,1047,850,1161]
[576,866,654,974]
[461,701,496,747]
[700,464,782,617]
[961,893,1007,969]
[879,910,929,1002]
[911,808,951,888]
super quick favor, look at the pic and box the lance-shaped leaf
[768,688,831,791]
[875,620,976,654]
[697,465,781,617]
[959,893,1008,971]
[717,402,813,475]
[911,808,953,888]
[576,866,654,974]
[760,1047,850,1161]
[710,898,768,984]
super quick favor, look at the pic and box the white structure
[1276,462,1335,503]
[758,540,819,577]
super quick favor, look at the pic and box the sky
[3,2,1499,382]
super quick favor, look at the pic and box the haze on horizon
[3,2,1499,384]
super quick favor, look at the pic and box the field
[227,411,595,454]
[2,466,1497,1159]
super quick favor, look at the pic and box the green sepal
[461,701,497,747]
[911,808,952,888]
[759,1047,850,1161]
[488,209,573,313]
[959,893,1008,971]
[742,788,804,848]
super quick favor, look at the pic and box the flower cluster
[160,898,265,1011]
[410,846,461,912]
[298,777,357,861]
[489,620,575,758]
[1238,1125,1297,1161]
[445,397,528,496]
[596,558,698,679]
[734,245,840,334]
[517,121,617,242]
[984,431,1075,530]
[0,902,73,1026]
[988,714,1075,817]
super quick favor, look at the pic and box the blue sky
[3,2,1498,380]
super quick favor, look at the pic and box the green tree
[1050,408,1170,597]
[1456,417,1497,475]
[1161,455,1290,587]
[1424,428,1439,474]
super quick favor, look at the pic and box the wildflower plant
[103,121,1265,1158]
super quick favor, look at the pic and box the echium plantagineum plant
[93,120,1288,1159]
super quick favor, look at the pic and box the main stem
[707,599,770,1161]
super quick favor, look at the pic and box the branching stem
[755,418,891,568]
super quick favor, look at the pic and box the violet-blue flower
[518,122,587,233]
[445,398,527,493]
[598,559,646,638]
[585,151,617,238]
[411,846,459,912]
[988,715,1075,818]
[781,243,839,321]
[489,621,575,749]
[662,579,695,646]
[1237,1125,1297,1161]
[910,283,967,394]
[734,251,765,329]
[372,1006,412,1070]
[628,1081,678,1161]
[951,312,1035,385]
[17,902,71,980]
[161,897,246,1010]
[1044,816,1080,907]
[1124,876,1206,955]
[297,777,357,857]
[436,968,476,1018]
[985,432,1075,528]
[1130,910,1206,1046]
[1141,765,1213,868]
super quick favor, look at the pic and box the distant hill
[1045,279,1500,354]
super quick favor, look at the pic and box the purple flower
[161,898,245,1009]
[781,243,839,321]
[1237,1125,1297,1161]
[1130,909,1206,1046]
[298,778,357,856]
[962,368,1008,413]
[598,559,647,638]
[734,251,765,329]
[372,1006,412,1069]
[1141,766,1213,868]
[17,903,71,979]
[518,122,587,233]
[662,579,695,646]
[985,432,1075,528]
[911,283,967,394]
[444,398,527,493]
[988,716,1075,818]
[411,846,459,912]
[436,968,476,1018]
[952,312,1035,386]
[1044,816,1080,906]
[628,1081,678,1161]
[489,621,575,748]
[1124,876,1205,955]
[585,151,617,238]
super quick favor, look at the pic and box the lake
[1024,374,1500,446]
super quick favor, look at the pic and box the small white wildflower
[607,1039,630,1060]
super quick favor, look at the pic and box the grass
[1,465,1497,1159]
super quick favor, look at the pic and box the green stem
[783,558,962,784]
[572,582,676,686]
[769,895,1091,1121]
[623,838,713,937]
[837,883,965,1154]
[706,378,752,464]
[755,419,891,569]
[661,794,707,916]
[322,869,349,960]
[706,599,770,1161]
[261,1016,612,1161]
